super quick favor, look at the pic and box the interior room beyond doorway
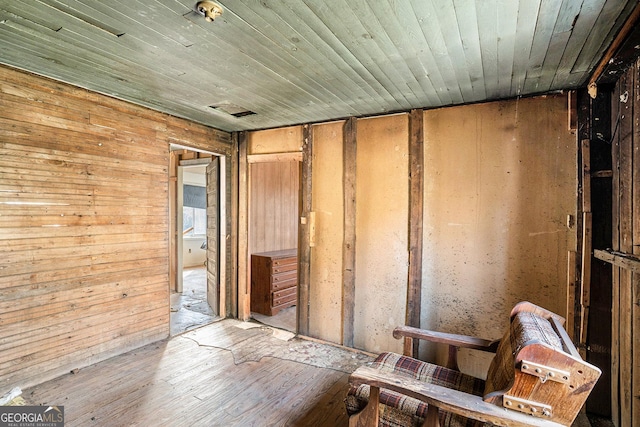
[169,147,224,335]
[248,160,300,333]
[170,266,217,335]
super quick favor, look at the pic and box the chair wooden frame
[348,302,600,427]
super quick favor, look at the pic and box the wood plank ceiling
[0,0,635,132]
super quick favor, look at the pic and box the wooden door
[206,158,220,315]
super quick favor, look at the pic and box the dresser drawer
[271,256,297,267]
[272,286,297,307]
[272,277,296,292]
[271,257,296,274]
[271,270,296,286]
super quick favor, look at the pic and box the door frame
[170,145,228,317]
[238,151,302,324]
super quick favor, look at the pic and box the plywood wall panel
[0,65,231,390]
[421,95,576,356]
[309,121,344,343]
[353,114,409,354]
[248,126,303,155]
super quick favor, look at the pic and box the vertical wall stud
[407,109,424,358]
[342,117,357,347]
[298,124,313,336]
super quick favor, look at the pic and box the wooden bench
[346,302,601,427]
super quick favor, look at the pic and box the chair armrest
[350,366,564,427]
[393,325,499,352]
[511,301,565,326]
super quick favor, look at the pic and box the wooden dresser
[250,249,298,316]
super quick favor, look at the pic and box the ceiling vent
[209,103,256,118]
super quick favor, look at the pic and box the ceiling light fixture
[195,1,223,22]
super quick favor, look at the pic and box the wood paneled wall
[0,65,231,390]
[608,58,640,427]
[249,161,300,254]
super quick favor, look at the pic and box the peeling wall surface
[309,122,344,344]
[420,95,576,366]
[353,115,409,354]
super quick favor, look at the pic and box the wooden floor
[170,267,217,336]
[24,319,373,426]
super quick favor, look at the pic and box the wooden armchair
[346,302,601,427]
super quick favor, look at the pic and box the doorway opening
[248,159,300,333]
[169,146,225,335]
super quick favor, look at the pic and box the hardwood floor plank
[24,319,373,426]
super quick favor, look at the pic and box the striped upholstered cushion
[484,310,563,396]
[345,352,488,427]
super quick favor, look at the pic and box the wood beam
[618,67,634,427]
[247,152,303,163]
[588,2,640,92]
[579,139,592,355]
[169,151,178,292]
[566,250,576,341]
[342,117,357,348]
[237,131,250,320]
[580,211,592,355]
[406,109,424,358]
[633,58,640,427]
[297,124,313,336]
[594,250,640,274]
[221,149,238,317]
[611,78,621,426]
[228,136,239,318]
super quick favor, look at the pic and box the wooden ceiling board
[218,1,365,115]
[4,1,305,129]
[0,0,635,132]
[280,0,411,110]
[310,0,416,110]
[281,1,395,111]
[0,3,227,115]
[95,1,310,106]
[381,1,442,106]
[417,0,467,104]
[0,20,228,129]
[351,1,435,107]
[539,0,583,91]
[2,1,191,84]
[521,0,564,93]
[545,0,607,91]
[570,0,627,74]
[195,0,387,123]
[183,1,389,125]
[453,0,487,102]
[496,0,519,100]
[475,0,500,100]
[508,0,542,96]
[251,0,391,115]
